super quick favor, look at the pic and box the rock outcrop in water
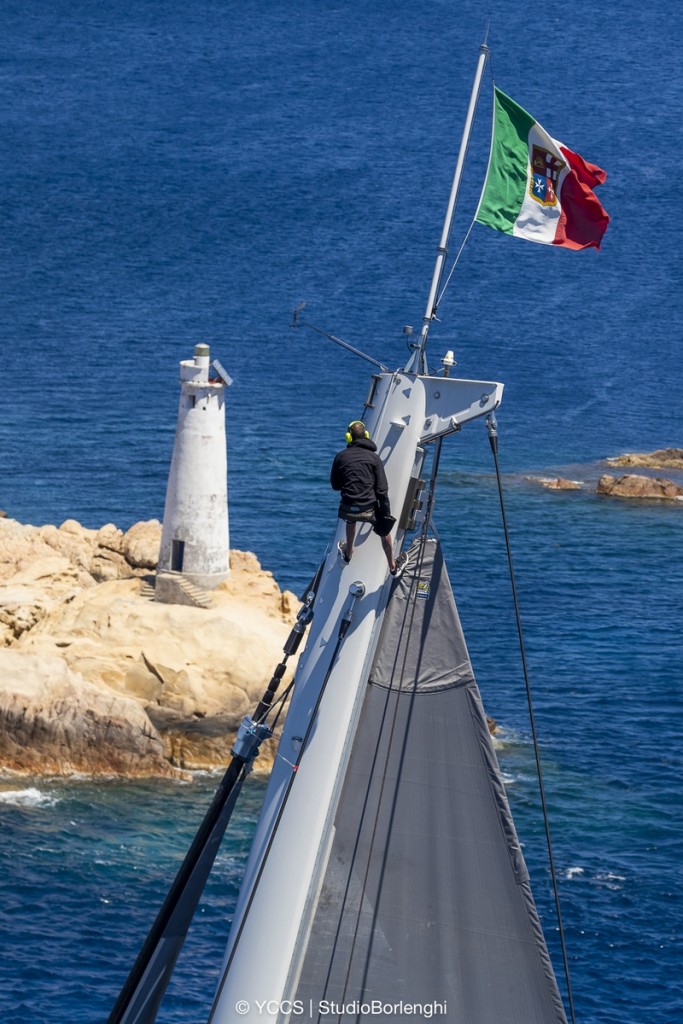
[525,476,582,491]
[596,474,683,501]
[606,448,683,470]
[0,517,298,777]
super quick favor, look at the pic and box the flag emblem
[530,145,565,208]
[475,88,609,249]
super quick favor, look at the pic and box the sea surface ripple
[1,1,681,1022]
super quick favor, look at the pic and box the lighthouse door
[171,540,185,571]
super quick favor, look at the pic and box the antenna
[291,304,390,372]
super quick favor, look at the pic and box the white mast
[406,43,489,375]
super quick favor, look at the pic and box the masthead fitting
[442,350,457,377]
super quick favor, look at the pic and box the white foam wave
[0,786,59,808]
[595,871,626,889]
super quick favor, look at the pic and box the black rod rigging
[106,570,322,1024]
[208,581,366,1021]
[486,413,578,1024]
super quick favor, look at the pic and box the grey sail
[292,536,568,1023]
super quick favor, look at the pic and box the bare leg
[345,521,357,560]
[380,533,395,573]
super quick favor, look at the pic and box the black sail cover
[292,537,568,1023]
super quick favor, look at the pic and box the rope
[486,416,578,1024]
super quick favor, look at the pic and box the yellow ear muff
[345,421,369,443]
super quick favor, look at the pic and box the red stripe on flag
[555,145,610,250]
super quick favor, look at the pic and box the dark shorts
[338,502,375,524]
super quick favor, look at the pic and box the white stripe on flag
[513,125,571,245]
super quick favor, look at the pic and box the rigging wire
[486,414,578,1024]
[435,214,479,308]
[268,679,296,731]
[106,566,322,1024]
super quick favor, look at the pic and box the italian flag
[476,88,610,251]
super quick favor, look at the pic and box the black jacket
[330,438,391,515]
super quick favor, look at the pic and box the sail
[291,536,568,1023]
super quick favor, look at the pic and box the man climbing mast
[330,420,405,575]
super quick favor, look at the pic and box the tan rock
[95,523,125,552]
[607,448,683,470]
[0,546,89,644]
[219,549,299,615]
[0,519,62,582]
[122,520,161,569]
[0,520,299,776]
[526,476,582,491]
[161,720,278,774]
[10,554,74,584]
[0,650,175,777]
[41,520,98,570]
[0,586,49,641]
[1,517,138,589]
[90,548,131,582]
[597,474,683,501]
[59,518,89,535]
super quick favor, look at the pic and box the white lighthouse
[156,343,231,603]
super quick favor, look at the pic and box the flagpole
[407,43,489,375]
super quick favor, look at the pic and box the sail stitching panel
[295,533,436,1021]
[295,534,444,1014]
[302,533,452,1020]
[349,533,479,1012]
[293,536,569,1023]
[369,539,476,694]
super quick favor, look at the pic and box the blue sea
[1,1,681,1021]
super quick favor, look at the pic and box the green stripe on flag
[476,88,536,233]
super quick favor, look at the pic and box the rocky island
[0,516,299,778]
[595,448,683,502]
[525,449,683,502]
[597,474,683,501]
[605,448,683,471]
